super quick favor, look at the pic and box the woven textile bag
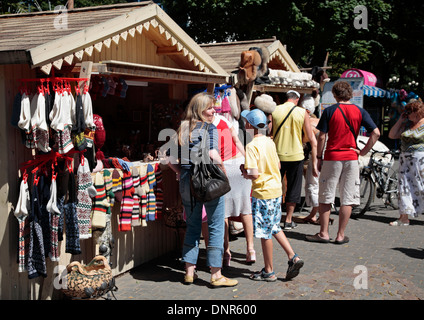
[61,255,116,299]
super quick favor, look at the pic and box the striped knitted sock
[91,172,109,229]
[111,169,123,203]
[119,171,134,231]
[76,158,94,239]
[131,167,142,226]
[139,167,148,226]
[154,163,163,220]
[103,169,114,214]
[146,164,156,221]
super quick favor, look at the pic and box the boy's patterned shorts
[251,196,282,240]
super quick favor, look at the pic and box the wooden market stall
[201,37,318,101]
[0,1,228,300]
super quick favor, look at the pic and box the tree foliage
[161,0,424,95]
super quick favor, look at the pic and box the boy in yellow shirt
[240,108,304,281]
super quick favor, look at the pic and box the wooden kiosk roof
[201,38,317,93]
[0,1,228,83]
[200,37,300,74]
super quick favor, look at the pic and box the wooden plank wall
[82,30,181,69]
[0,63,183,300]
[0,64,35,300]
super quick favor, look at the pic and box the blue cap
[241,108,268,129]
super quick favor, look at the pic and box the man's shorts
[280,160,304,204]
[251,196,282,240]
[319,160,360,206]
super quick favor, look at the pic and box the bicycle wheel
[351,173,374,217]
[385,169,399,210]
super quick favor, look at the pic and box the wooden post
[206,83,215,94]
[78,61,92,92]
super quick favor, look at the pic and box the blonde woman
[167,92,238,288]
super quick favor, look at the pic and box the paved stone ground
[110,198,424,302]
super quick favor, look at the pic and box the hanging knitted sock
[103,169,114,215]
[27,180,47,279]
[111,169,123,203]
[56,166,68,242]
[131,166,142,226]
[82,91,95,128]
[154,163,163,220]
[119,171,134,231]
[35,92,50,153]
[120,78,128,98]
[47,178,61,262]
[64,173,82,255]
[29,93,40,150]
[14,178,30,272]
[76,157,95,239]
[139,167,148,226]
[91,172,109,229]
[38,175,52,261]
[146,164,156,221]
[58,125,75,154]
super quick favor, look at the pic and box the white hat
[254,94,276,114]
[287,90,300,98]
[300,95,316,114]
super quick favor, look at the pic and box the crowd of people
[165,80,424,288]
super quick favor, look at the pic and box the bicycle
[351,149,400,217]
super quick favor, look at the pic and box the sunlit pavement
[111,197,424,301]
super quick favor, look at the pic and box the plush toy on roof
[235,46,271,110]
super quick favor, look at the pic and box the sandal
[249,268,277,282]
[334,236,350,245]
[286,254,304,280]
[315,217,334,225]
[302,217,319,225]
[389,220,409,226]
[305,233,330,243]
[246,249,256,264]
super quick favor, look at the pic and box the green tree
[161,0,424,96]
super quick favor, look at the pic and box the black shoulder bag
[273,105,297,138]
[190,124,231,202]
[336,104,359,149]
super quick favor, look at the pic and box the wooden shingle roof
[0,1,228,80]
[0,3,149,52]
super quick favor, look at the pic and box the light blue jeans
[179,168,225,268]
